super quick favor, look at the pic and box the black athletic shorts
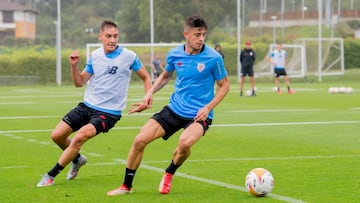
[62,102,121,135]
[274,68,287,77]
[152,106,212,140]
[241,65,254,77]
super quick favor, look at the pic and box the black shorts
[62,103,121,135]
[274,68,287,77]
[152,106,212,140]
[241,65,254,77]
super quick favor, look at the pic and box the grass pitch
[1,71,360,203]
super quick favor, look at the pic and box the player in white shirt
[267,42,294,94]
[37,20,152,187]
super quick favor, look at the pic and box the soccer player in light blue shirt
[108,15,230,196]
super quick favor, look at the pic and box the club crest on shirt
[197,63,205,72]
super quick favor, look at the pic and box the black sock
[47,162,65,177]
[165,160,181,175]
[73,153,81,163]
[287,86,291,91]
[123,168,136,188]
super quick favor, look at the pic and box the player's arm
[194,76,230,122]
[128,66,152,114]
[69,51,92,87]
[266,52,275,66]
[150,70,172,94]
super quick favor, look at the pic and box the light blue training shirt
[269,49,287,69]
[165,44,227,119]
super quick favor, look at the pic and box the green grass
[1,71,360,203]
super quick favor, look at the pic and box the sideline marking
[1,120,360,134]
[105,159,306,203]
[228,108,325,113]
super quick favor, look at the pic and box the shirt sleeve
[84,58,93,74]
[130,56,143,72]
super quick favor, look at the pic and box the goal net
[254,44,306,78]
[294,38,344,76]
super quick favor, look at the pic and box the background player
[239,40,256,96]
[266,42,294,94]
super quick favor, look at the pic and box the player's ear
[183,31,188,38]
[98,33,102,42]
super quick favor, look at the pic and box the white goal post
[295,38,345,77]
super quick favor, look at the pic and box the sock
[47,162,65,178]
[165,160,181,175]
[277,87,280,91]
[72,153,81,164]
[287,86,291,91]
[123,168,136,188]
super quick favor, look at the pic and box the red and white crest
[197,63,205,72]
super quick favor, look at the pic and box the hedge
[0,39,358,85]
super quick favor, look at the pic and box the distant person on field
[151,53,164,81]
[266,42,294,94]
[239,40,256,96]
[36,20,152,187]
[214,43,224,59]
[107,15,230,196]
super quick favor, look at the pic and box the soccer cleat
[276,90,282,95]
[66,155,87,180]
[159,172,173,194]
[37,174,55,187]
[107,184,132,196]
[288,89,295,94]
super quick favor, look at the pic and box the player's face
[184,27,207,53]
[98,26,119,53]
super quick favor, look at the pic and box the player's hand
[128,102,148,114]
[128,95,153,114]
[69,51,80,65]
[194,106,210,122]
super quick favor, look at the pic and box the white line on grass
[0,116,59,120]
[98,159,306,203]
[228,108,325,113]
[142,154,360,163]
[1,120,360,134]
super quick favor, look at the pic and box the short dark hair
[184,15,208,30]
[100,20,118,32]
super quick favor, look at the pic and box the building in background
[0,0,38,39]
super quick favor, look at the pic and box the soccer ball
[273,86,278,92]
[339,87,347,94]
[245,168,274,197]
[346,87,353,94]
[245,90,252,96]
